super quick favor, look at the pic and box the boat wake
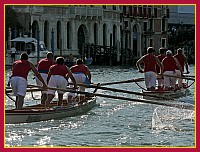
[152,106,194,131]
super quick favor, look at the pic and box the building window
[94,23,98,45]
[103,5,106,9]
[154,8,157,18]
[149,38,153,47]
[143,6,147,18]
[67,22,70,49]
[113,5,116,10]
[134,6,137,17]
[143,22,147,31]
[161,38,166,48]
[148,6,152,18]
[57,21,61,49]
[139,6,142,17]
[103,24,107,46]
[149,19,153,31]
[162,18,166,32]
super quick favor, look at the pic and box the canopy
[10,37,37,43]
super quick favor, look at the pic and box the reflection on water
[5,65,195,147]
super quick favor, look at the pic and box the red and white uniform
[142,54,157,89]
[70,64,90,93]
[162,56,177,88]
[156,54,165,88]
[47,64,69,95]
[10,60,31,96]
[174,54,185,72]
[174,54,185,87]
[36,58,54,92]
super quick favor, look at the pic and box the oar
[6,88,42,94]
[99,78,144,86]
[77,83,173,100]
[183,75,195,78]
[162,74,195,81]
[28,84,194,110]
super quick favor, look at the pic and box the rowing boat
[5,96,97,124]
[141,87,191,100]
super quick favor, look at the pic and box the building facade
[6,5,170,65]
[167,5,195,63]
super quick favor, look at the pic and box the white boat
[5,96,97,124]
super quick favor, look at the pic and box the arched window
[67,22,70,49]
[44,21,49,48]
[32,21,39,39]
[103,24,107,46]
[57,21,61,49]
[113,25,117,47]
[94,23,98,45]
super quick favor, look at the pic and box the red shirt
[156,54,165,73]
[143,54,157,72]
[174,54,185,71]
[12,60,31,80]
[37,58,54,74]
[162,56,176,72]
[70,64,89,75]
[49,64,68,77]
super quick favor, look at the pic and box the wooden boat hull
[5,97,97,124]
[141,88,190,100]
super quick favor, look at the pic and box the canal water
[5,65,195,147]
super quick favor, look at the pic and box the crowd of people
[136,47,189,91]
[9,46,190,109]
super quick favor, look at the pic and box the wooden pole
[100,78,144,86]
[77,83,172,100]
[161,74,195,81]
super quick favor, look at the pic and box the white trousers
[47,75,68,95]
[163,71,176,88]
[144,71,157,89]
[10,76,27,96]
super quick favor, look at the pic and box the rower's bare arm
[67,68,77,89]
[136,57,144,73]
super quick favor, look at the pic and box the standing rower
[45,57,77,106]
[10,53,47,109]
[173,48,190,88]
[69,58,91,101]
[36,52,54,104]
[156,47,166,90]
[162,50,182,90]
[136,47,163,91]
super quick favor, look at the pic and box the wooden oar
[99,78,144,86]
[162,74,195,81]
[6,88,42,94]
[77,83,173,100]
[183,75,195,78]
[28,84,194,110]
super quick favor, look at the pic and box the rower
[156,47,166,90]
[162,50,182,90]
[136,47,163,91]
[45,57,77,106]
[36,52,54,105]
[173,48,190,88]
[69,58,91,102]
[10,53,47,109]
